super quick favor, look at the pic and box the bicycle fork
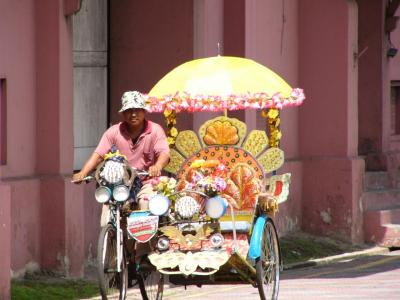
[116,209,124,273]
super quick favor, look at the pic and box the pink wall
[388,8,400,172]
[389,8,400,80]
[299,0,363,242]
[0,0,91,282]
[358,0,388,170]
[0,0,36,179]
[3,0,396,289]
[110,0,194,129]
[0,185,11,300]
[0,0,42,282]
[243,0,302,233]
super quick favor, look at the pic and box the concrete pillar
[0,185,11,300]
[358,0,390,171]
[223,0,246,122]
[35,0,75,271]
[299,0,364,242]
[192,0,224,130]
[110,0,194,129]
[245,0,302,234]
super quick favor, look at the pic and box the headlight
[156,237,170,251]
[205,196,227,219]
[175,196,200,219]
[210,233,224,248]
[113,185,130,202]
[95,186,112,203]
[149,194,170,216]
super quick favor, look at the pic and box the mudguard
[248,215,267,259]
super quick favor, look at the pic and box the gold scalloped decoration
[164,149,186,174]
[175,130,202,158]
[242,130,269,157]
[203,121,239,145]
[199,116,247,147]
[257,147,285,174]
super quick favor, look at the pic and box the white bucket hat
[119,91,147,112]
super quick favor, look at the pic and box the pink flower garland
[144,88,305,113]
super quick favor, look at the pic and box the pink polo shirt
[95,120,170,171]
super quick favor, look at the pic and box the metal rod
[229,203,237,252]
[116,208,122,273]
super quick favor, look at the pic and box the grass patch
[280,231,365,265]
[11,278,99,300]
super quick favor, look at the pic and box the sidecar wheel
[138,266,164,300]
[256,219,280,300]
[97,224,128,300]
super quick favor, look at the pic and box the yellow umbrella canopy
[146,56,304,113]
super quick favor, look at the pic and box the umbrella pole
[224,109,227,118]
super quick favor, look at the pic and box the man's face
[122,108,146,127]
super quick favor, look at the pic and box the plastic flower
[267,108,279,119]
[167,137,175,145]
[170,127,178,137]
[167,177,177,189]
[191,159,205,169]
[164,109,172,117]
[214,177,227,192]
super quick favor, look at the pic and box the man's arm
[148,152,170,177]
[72,152,104,183]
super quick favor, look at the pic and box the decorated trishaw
[126,56,305,300]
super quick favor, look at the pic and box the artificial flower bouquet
[150,176,178,202]
[184,159,228,197]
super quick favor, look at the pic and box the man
[72,91,170,215]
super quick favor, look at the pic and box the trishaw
[93,56,305,300]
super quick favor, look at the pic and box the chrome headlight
[205,196,227,219]
[156,237,170,251]
[175,196,200,219]
[149,194,170,216]
[113,185,130,202]
[210,233,224,248]
[95,186,112,203]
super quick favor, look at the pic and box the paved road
[83,249,400,300]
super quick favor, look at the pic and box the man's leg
[135,183,157,257]
[100,204,110,226]
[136,183,157,210]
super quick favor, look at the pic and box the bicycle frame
[106,202,124,273]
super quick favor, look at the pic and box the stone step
[364,171,392,191]
[366,224,400,247]
[364,208,400,247]
[361,189,400,211]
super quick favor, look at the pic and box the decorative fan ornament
[203,121,239,145]
[100,160,125,184]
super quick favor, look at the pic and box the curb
[283,246,390,270]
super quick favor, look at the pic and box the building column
[35,0,80,273]
[358,0,390,171]
[299,0,364,242]
[192,0,224,130]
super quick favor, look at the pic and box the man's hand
[72,172,87,184]
[148,164,162,177]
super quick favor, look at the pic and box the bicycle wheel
[256,219,280,300]
[97,224,128,300]
[138,266,164,300]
